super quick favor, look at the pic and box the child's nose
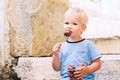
[65,26,72,31]
[67,24,72,28]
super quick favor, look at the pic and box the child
[52,6,101,80]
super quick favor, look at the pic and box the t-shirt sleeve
[88,41,102,60]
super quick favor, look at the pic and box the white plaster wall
[69,0,120,38]
[0,0,5,48]
[0,0,5,65]
[0,0,10,66]
[102,0,120,16]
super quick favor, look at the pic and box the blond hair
[64,7,88,25]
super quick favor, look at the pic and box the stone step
[14,55,120,80]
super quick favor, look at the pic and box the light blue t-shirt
[59,39,101,80]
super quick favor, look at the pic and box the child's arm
[74,58,101,79]
[52,43,62,71]
[87,58,101,73]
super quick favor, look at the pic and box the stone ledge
[14,55,120,80]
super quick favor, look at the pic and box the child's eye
[65,22,69,25]
[73,23,77,25]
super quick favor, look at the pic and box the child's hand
[74,63,89,80]
[52,43,62,56]
[67,65,75,78]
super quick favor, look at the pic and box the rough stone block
[89,36,120,55]
[15,55,120,80]
[15,57,60,80]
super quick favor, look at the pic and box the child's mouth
[64,30,72,37]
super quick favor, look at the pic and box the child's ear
[82,25,86,32]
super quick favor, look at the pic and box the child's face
[64,13,86,37]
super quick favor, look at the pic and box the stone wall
[0,0,3,67]
[0,0,9,67]
[8,0,33,57]
[89,36,120,54]
[7,0,68,57]
[31,0,68,56]
[6,0,120,58]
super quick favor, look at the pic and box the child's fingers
[74,70,84,79]
[53,43,61,49]
[54,43,62,50]
[57,43,62,48]
[74,63,87,79]
[52,43,62,54]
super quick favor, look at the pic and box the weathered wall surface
[7,0,68,57]
[0,0,3,67]
[89,36,120,54]
[0,0,9,67]
[31,0,68,56]
[7,0,32,57]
